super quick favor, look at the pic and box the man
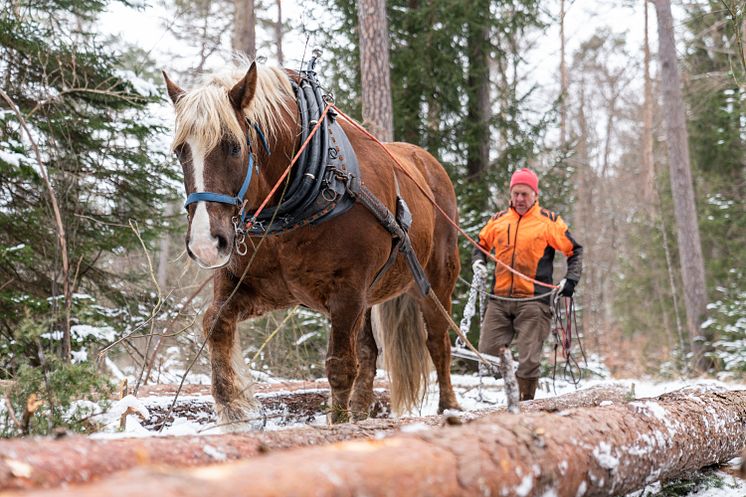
[473,167,583,401]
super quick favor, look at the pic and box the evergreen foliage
[682,1,746,372]
[0,1,178,372]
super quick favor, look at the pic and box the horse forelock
[171,64,294,156]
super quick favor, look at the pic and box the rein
[550,294,587,388]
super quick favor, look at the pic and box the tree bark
[232,0,256,60]
[653,0,709,366]
[7,388,744,497]
[275,0,283,66]
[559,0,568,146]
[357,0,394,142]
[642,0,655,205]
[0,385,631,491]
[466,4,491,178]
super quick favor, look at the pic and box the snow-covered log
[0,385,630,491]
[3,387,744,497]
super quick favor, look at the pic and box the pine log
[8,387,736,497]
[0,385,630,491]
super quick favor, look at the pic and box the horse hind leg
[202,304,259,429]
[349,308,377,421]
[420,285,461,413]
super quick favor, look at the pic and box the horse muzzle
[187,232,232,269]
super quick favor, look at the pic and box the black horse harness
[184,55,431,295]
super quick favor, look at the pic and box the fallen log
[0,384,630,491]
[9,387,739,497]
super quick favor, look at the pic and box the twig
[129,219,163,394]
[141,276,211,384]
[3,394,22,431]
[251,307,298,363]
[0,278,15,292]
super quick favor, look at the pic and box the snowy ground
[88,372,746,497]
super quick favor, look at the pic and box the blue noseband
[183,123,270,211]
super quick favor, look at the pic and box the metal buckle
[232,216,248,256]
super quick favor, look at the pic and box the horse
[162,60,461,425]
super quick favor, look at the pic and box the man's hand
[558,278,576,297]
[472,259,487,275]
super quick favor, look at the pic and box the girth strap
[354,185,431,296]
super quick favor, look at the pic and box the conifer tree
[0,0,178,371]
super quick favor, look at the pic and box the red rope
[245,99,556,291]
[244,102,334,230]
[330,104,557,290]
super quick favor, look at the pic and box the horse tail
[372,294,431,414]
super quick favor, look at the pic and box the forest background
[0,0,744,436]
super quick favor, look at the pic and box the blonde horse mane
[171,59,293,154]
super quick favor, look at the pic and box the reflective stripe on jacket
[474,202,583,297]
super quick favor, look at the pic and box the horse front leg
[203,299,259,429]
[349,308,377,421]
[326,298,366,424]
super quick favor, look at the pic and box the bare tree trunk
[357,0,394,141]
[653,0,709,367]
[12,389,745,497]
[573,83,601,353]
[466,3,491,178]
[559,0,568,145]
[275,0,284,66]
[232,0,256,60]
[642,0,655,204]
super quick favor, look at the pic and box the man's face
[510,184,537,215]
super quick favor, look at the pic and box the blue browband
[183,123,270,211]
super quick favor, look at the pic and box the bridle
[182,122,271,255]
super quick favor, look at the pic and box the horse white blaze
[187,138,228,268]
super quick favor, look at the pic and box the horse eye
[229,143,241,157]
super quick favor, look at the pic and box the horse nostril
[215,234,228,252]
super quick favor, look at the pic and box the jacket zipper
[508,215,523,296]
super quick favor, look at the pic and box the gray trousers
[478,298,552,379]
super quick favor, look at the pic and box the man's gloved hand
[558,278,576,297]
[472,259,487,275]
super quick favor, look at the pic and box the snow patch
[515,475,533,497]
[400,422,430,433]
[575,480,587,497]
[630,401,668,422]
[202,444,227,461]
[593,442,619,470]
[71,324,117,342]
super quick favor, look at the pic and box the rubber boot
[517,376,538,401]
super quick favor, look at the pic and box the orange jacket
[474,202,583,297]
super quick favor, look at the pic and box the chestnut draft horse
[163,61,461,425]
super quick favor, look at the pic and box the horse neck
[246,99,300,212]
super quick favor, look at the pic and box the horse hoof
[350,410,370,422]
[216,401,265,431]
[327,407,351,424]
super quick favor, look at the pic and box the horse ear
[229,62,258,111]
[162,70,185,104]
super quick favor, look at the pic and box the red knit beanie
[509,168,539,193]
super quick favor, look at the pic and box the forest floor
[85,372,746,497]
